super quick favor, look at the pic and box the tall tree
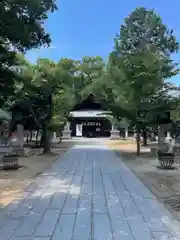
[10,57,72,153]
[0,0,57,51]
[117,7,179,56]
[108,7,179,155]
[0,0,57,108]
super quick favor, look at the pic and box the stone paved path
[1,141,180,239]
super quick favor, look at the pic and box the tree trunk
[58,137,62,144]
[136,126,140,156]
[58,131,62,144]
[42,124,50,154]
[158,124,166,151]
[26,132,29,144]
[36,129,39,147]
[142,128,148,146]
[30,130,33,141]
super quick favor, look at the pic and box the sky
[26,0,180,85]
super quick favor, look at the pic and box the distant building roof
[72,94,108,111]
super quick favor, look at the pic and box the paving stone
[62,159,86,214]
[152,231,176,240]
[62,176,82,214]
[0,219,22,240]
[101,173,127,223]
[14,211,42,237]
[48,190,67,210]
[1,141,180,240]
[111,219,134,240]
[128,216,153,240]
[94,213,112,240]
[32,192,53,214]
[132,195,160,221]
[73,192,91,240]
[12,238,50,240]
[147,198,180,235]
[34,209,60,237]
[93,166,107,214]
[73,208,91,240]
[52,214,75,240]
[11,189,44,219]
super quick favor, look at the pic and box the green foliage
[118,7,179,55]
[10,57,78,152]
[76,56,105,100]
[0,0,57,108]
[171,94,180,124]
[108,7,179,122]
[104,7,180,154]
[0,0,57,52]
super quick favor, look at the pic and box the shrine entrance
[71,118,111,138]
[69,94,112,138]
[82,120,101,138]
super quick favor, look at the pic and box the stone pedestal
[110,124,120,140]
[51,132,57,143]
[125,128,128,139]
[167,131,171,139]
[16,124,24,148]
[53,132,56,139]
[62,122,72,139]
[110,130,120,140]
[62,130,71,139]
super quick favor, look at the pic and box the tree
[9,58,64,153]
[0,0,57,52]
[0,0,57,108]
[76,56,105,100]
[30,58,78,153]
[117,7,179,56]
[107,7,179,155]
[30,59,65,152]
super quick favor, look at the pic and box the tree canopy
[1,5,180,155]
[103,7,179,154]
[0,0,57,108]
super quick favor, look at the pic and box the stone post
[62,122,72,139]
[51,132,57,143]
[167,132,171,139]
[13,124,25,156]
[166,132,172,144]
[53,132,56,140]
[110,124,120,140]
[16,124,24,149]
[125,128,128,139]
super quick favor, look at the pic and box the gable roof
[72,94,107,111]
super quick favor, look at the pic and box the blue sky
[27,0,180,85]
